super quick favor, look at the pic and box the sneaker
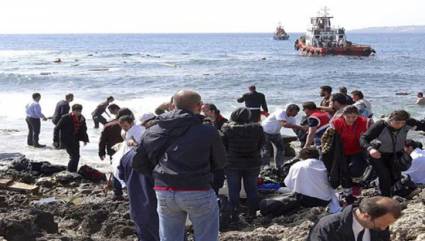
[33,144,46,148]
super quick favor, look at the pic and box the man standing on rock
[25,92,48,148]
[237,85,268,122]
[307,196,401,241]
[132,90,225,241]
[54,104,89,172]
[52,93,74,149]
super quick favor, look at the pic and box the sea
[1,33,425,171]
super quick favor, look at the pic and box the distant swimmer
[237,85,268,122]
[417,92,425,105]
[54,58,62,63]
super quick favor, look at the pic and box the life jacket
[310,110,330,137]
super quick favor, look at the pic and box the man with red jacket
[302,101,330,148]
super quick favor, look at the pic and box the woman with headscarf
[221,107,265,222]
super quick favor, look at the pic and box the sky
[0,0,424,34]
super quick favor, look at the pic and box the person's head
[117,108,134,120]
[320,85,332,97]
[71,104,83,116]
[351,90,364,102]
[119,115,134,131]
[404,139,423,154]
[299,147,320,160]
[32,93,41,102]
[286,104,300,117]
[173,90,203,114]
[139,112,156,127]
[339,86,348,95]
[330,93,348,110]
[202,103,220,119]
[302,101,317,116]
[388,110,410,130]
[248,85,256,92]
[230,107,251,124]
[417,92,424,98]
[342,105,360,125]
[356,196,402,231]
[107,104,120,115]
[106,96,114,103]
[65,93,74,102]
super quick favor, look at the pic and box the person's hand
[369,148,381,159]
[42,117,48,121]
[100,155,105,161]
[127,139,136,147]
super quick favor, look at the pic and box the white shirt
[352,213,371,241]
[123,124,145,145]
[262,110,296,134]
[403,148,425,184]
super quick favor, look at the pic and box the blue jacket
[132,109,226,190]
[118,149,159,241]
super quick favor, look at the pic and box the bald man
[132,90,225,241]
[307,196,401,241]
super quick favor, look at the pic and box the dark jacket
[99,120,124,157]
[321,128,351,189]
[54,113,89,146]
[118,149,159,241]
[307,205,390,241]
[221,108,265,169]
[214,114,228,130]
[92,101,109,116]
[52,100,70,125]
[237,91,268,112]
[132,109,226,190]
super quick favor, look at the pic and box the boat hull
[273,35,290,40]
[294,39,375,57]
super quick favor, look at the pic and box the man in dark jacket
[54,104,89,172]
[52,93,74,149]
[307,196,401,241]
[118,149,159,241]
[92,96,114,128]
[237,85,268,122]
[360,110,425,196]
[132,90,225,241]
[221,107,265,222]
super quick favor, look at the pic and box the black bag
[392,174,417,198]
[259,193,300,217]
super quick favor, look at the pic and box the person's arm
[53,116,64,144]
[261,94,268,113]
[281,120,305,131]
[237,94,245,103]
[317,105,334,113]
[360,120,386,159]
[258,126,265,150]
[80,117,89,144]
[35,104,47,120]
[407,118,425,131]
[210,129,226,171]
[304,126,318,148]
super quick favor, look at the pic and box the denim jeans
[262,133,285,167]
[225,168,260,215]
[155,189,219,241]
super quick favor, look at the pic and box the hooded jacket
[132,109,225,190]
[221,108,265,169]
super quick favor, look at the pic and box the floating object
[160,63,177,68]
[88,68,109,72]
[294,7,375,57]
[395,92,410,96]
[273,23,290,40]
[53,58,62,63]
[40,72,52,75]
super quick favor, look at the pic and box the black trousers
[25,117,40,146]
[370,154,398,197]
[65,142,80,172]
[92,114,107,128]
[296,193,330,208]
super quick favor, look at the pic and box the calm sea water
[0,33,424,171]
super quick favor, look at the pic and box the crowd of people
[23,84,425,241]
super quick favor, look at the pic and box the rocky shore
[1,153,424,241]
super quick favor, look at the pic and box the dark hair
[299,147,320,160]
[204,103,220,115]
[418,92,424,97]
[331,93,348,105]
[342,105,359,115]
[405,139,423,149]
[32,93,41,100]
[351,90,364,99]
[119,115,134,124]
[286,104,300,112]
[249,85,256,91]
[108,104,120,112]
[359,196,402,220]
[320,85,332,93]
[72,104,83,111]
[107,96,114,101]
[389,110,410,121]
[302,101,317,110]
[117,108,134,119]
[65,93,74,100]
[339,86,348,94]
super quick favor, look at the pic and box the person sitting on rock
[307,196,402,241]
[403,139,425,185]
[284,147,341,213]
[53,104,89,172]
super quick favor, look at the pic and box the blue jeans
[155,189,219,241]
[262,133,285,167]
[225,168,260,215]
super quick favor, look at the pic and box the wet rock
[36,177,55,188]
[80,209,109,234]
[55,171,82,185]
[30,208,58,233]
